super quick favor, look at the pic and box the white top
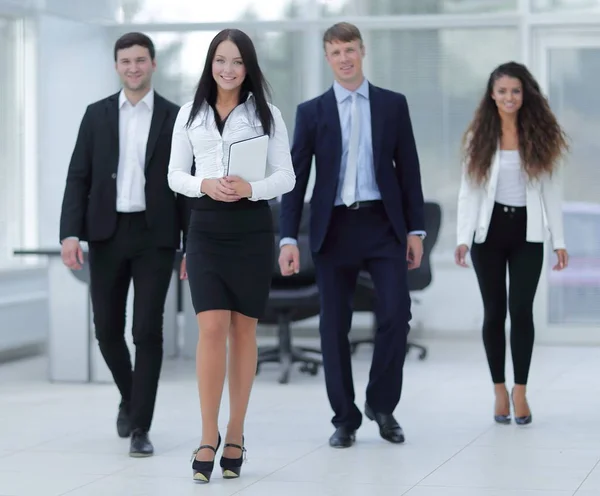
[456,148,566,250]
[495,150,526,207]
[117,88,153,212]
[167,94,296,201]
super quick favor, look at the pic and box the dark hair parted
[323,22,363,48]
[462,61,568,185]
[185,29,274,136]
[114,32,155,61]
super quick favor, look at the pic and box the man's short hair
[322,22,363,48]
[114,32,156,61]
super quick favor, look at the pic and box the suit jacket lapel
[322,87,342,176]
[106,93,120,173]
[107,92,120,146]
[369,84,385,171]
[145,93,167,170]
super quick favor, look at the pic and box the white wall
[36,14,116,247]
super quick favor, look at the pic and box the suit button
[111,173,117,179]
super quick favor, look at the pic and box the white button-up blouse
[167,94,296,201]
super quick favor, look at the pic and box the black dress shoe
[365,402,405,444]
[129,429,154,457]
[329,426,356,448]
[116,401,131,438]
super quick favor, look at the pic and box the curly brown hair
[462,61,568,185]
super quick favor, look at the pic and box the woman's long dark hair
[185,28,274,136]
[462,61,568,185]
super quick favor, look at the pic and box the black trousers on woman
[470,202,544,385]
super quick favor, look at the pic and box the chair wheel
[300,363,319,376]
[419,349,427,360]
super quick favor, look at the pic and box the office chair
[256,202,323,384]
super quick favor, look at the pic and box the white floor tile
[420,445,598,491]
[405,487,575,496]
[0,472,102,496]
[0,339,598,495]
[235,480,413,496]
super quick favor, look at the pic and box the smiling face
[491,75,523,117]
[212,39,246,93]
[115,44,155,93]
[324,38,365,89]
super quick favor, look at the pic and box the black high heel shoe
[191,433,221,483]
[494,390,512,425]
[511,388,532,425]
[220,436,246,479]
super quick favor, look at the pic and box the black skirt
[185,196,274,319]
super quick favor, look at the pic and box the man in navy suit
[279,22,426,448]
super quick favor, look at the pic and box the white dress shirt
[167,93,295,201]
[116,88,153,212]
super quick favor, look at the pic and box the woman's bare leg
[195,309,230,462]
[223,311,258,459]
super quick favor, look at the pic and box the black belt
[342,200,382,210]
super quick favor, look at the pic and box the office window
[321,0,517,16]
[137,30,304,137]
[321,27,519,256]
[531,0,600,12]
[115,0,311,23]
[0,17,24,266]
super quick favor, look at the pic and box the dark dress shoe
[365,402,405,444]
[129,429,154,457]
[117,401,131,438]
[329,426,356,448]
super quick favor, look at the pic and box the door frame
[531,27,600,345]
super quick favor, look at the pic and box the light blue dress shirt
[332,79,381,205]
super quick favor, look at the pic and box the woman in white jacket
[455,62,569,426]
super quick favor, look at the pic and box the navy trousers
[312,203,411,430]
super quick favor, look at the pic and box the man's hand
[180,256,188,280]
[406,234,423,270]
[279,244,300,276]
[223,175,252,199]
[61,238,84,270]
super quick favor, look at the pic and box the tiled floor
[0,337,599,495]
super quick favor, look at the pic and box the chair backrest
[269,201,316,288]
[407,201,442,291]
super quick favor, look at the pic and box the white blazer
[456,149,566,251]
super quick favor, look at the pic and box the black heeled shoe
[191,433,221,483]
[494,390,512,425]
[220,436,246,479]
[511,388,532,425]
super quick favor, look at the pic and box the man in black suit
[279,22,426,448]
[59,32,188,457]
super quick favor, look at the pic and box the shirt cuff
[408,230,427,238]
[279,237,297,248]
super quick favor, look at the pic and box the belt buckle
[348,202,360,210]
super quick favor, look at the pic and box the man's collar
[119,88,154,109]
[333,78,369,103]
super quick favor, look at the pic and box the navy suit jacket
[280,83,425,254]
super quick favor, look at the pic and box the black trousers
[313,203,410,430]
[470,203,543,385]
[88,212,175,432]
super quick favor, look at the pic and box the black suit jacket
[280,83,425,253]
[59,91,189,250]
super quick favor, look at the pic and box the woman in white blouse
[167,29,295,483]
[455,62,569,426]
